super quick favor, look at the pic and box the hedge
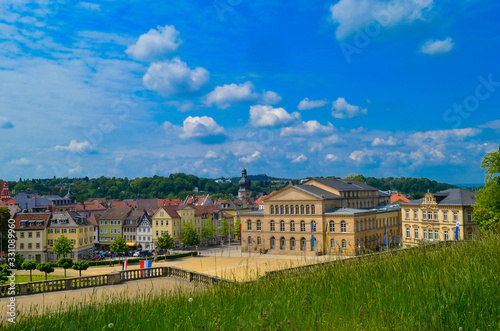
[87,251,198,267]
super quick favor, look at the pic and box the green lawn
[14,275,64,283]
[4,234,500,330]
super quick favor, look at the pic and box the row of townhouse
[240,177,478,256]
[14,211,94,263]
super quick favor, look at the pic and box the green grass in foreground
[5,234,500,330]
[14,275,64,283]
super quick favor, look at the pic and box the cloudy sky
[1,0,499,184]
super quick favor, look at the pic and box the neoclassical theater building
[241,177,401,256]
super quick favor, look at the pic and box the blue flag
[384,218,387,246]
[455,221,460,241]
[311,223,315,248]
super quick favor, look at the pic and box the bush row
[87,251,198,267]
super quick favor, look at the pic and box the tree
[21,260,38,282]
[0,264,11,284]
[181,222,200,247]
[234,217,241,240]
[57,257,73,278]
[37,262,55,280]
[201,216,216,245]
[53,235,74,257]
[219,218,232,243]
[72,260,89,277]
[0,207,11,258]
[110,237,128,262]
[474,147,500,232]
[156,232,174,256]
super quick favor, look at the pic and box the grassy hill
[5,234,499,330]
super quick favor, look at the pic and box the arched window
[290,205,294,215]
[291,237,296,250]
[271,237,276,249]
[247,220,252,231]
[330,239,335,249]
[306,205,310,214]
[300,221,306,232]
[280,221,285,232]
[301,238,306,251]
[341,239,346,248]
[290,221,295,232]
[355,221,358,232]
[257,236,261,245]
[248,236,252,245]
[270,220,275,231]
[280,205,284,214]
[329,221,335,232]
[295,205,299,214]
[275,205,279,214]
[256,220,261,231]
[270,205,274,214]
[285,205,289,214]
[300,205,305,214]
[280,237,286,250]
[311,205,315,214]
[341,221,346,233]
[311,221,316,232]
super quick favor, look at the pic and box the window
[468,213,472,222]
[62,229,67,234]
[300,221,305,232]
[329,221,335,233]
[423,229,427,239]
[49,239,54,246]
[36,243,40,249]
[300,205,304,214]
[56,229,61,234]
[413,211,418,220]
[160,211,164,217]
[28,243,32,249]
[330,239,335,248]
[428,230,433,240]
[285,205,289,214]
[270,221,275,232]
[295,205,299,214]
[468,231,473,239]
[166,220,169,226]
[20,232,24,238]
[280,221,285,232]
[270,205,274,214]
[443,212,448,221]
[405,211,409,220]
[257,221,261,231]
[156,220,159,226]
[290,221,295,232]
[49,229,54,234]
[414,228,419,239]
[161,221,164,226]
[453,212,458,222]
[301,238,306,251]
[248,237,252,245]
[50,253,54,260]
[311,205,315,214]
[306,205,310,214]
[280,205,284,214]
[444,230,449,241]
[291,238,296,250]
[271,237,276,249]
[341,221,346,233]
[434,230,439,241]
[290,205,294,215]
[79,238,83,245]
[70,229,76,233]
[247,220,252,231]
[341,239,346,249]
[257,237,261,245]
[155,230,158,236]
[20,243,24,249]
[423,212,427,220]
[406,227,410,238]
[428,212,433,220]
[434,212,438,220]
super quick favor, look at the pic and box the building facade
[47,212,94,261]
[137,215,153,250]
[401,189,479,247]
[240,177,399,256]
[98,206,131,250]
[14,213,51,263]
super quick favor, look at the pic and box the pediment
[265,186,322,202]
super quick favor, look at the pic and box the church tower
[238,167,252,199]
[1,182,11,201]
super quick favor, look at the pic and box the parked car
[133,251,140,257]
[91,255,104,261]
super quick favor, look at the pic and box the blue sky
[1,0,499,184]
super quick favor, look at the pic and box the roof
[158,199,183,207]
[159,206,181,219]
[324,204,401,216]
[294,185,341,200]
[391,193,411,203]
[87,213,101,227]
[136,199,159,210]
[100,206,132,220]
[14,213,51,230]
[112,200,136,208]
[240,210,264,216]
[76,201,107,212]
[49,211,92,227]
[305,177,379,191]
[404,188,476,206]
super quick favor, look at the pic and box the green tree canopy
[474,146,500,232]
[110,237,128,261]
[201,216,216,240]
[0,207,12,256]
[72,260,89,277]
[53,235,74,257]
[21,260,38,282]
[156,231,174,255]
[57,257,74,278]
[37,262,55,280]
[0,264,12,284]
[181,222,200,247]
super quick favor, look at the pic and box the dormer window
[20,220,28,228]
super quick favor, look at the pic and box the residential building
[391,193,411,204]
[88,213,101,248]
[240,177,399,256]
[76,201,107,218]
[137,214,153,250]
[14,213,51,262]
[151,206,181,246]
[47,212,94,261]
[123,209,150,249]
[98,206,131,250]
[401,189,479,247]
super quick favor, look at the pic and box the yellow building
[401,189,479,247]
[177,205,203,236]
[152,206,181,245]
[240,177,399,256]
[98,206,131,250]
[47,212,94,261]
[14,213,51,263]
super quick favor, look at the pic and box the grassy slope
[5,235,500,330]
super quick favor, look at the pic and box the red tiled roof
[14,213,51,230]
[158,199,183,207]
[391,193,411,203]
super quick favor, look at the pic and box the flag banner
[311,223,315,248]
[384,218,387,246]
[455,221,460,241]
[140,260,153,277]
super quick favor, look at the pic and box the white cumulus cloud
[205,151,218,159]
[406,128,481,145]
[372,136,399,146]
[204,82,281,109]
[55,140,96,153]
[164,116,224,139]
[143,58,209,97]
[249,105,299,128]
[331,98,367,119]
[239,151,261,164]
[297,98,328,110]
[330,0,434,40]
[78,2,100,11]
[325,154,340,162]
[8,157,31,166]
[126,25,182,62]
[323,134,344,145]
[420,37,454,55]
[281,120,334,137]
[288,154,308,163]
